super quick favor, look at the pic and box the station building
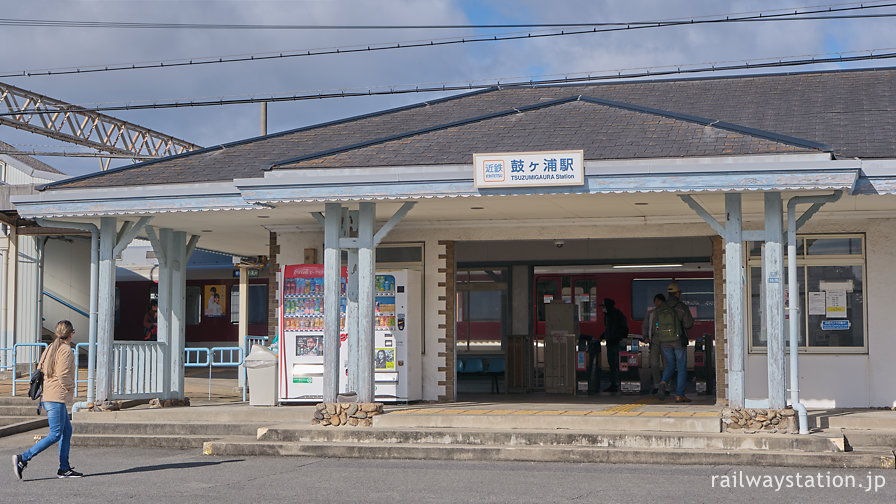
[12,67,896,409]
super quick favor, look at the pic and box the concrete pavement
[2,371,895,469]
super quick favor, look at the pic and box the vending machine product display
[278,264,347,402]
[370,270,422,402]
[278,265,422,403]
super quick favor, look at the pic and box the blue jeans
[661,346,688,398]
[21,401,72,472]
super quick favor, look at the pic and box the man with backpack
[653,283,694,402]
[601,298,628,393]
[641,293,667,395]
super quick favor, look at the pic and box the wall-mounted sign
[474,150,584,188]
[821,319,850,331]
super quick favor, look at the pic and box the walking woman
[12,320,83,479]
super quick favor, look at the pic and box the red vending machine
[278,264,346,402]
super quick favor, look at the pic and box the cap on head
[602,298,615,308]
[667,282,681,294]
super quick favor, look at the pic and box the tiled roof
[0,140,64,174]
[279,98,811,169]
[46,67,896,190]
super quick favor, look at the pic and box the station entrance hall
[453,236,719,402]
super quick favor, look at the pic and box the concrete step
[0,418,48,438]
[374,412,722,433]
[842,430,896,450]
[824,412,896,430]
[0,416,43,427]
[71,433,225,450]
[0,397,40,407]
[202,439,896,469]
[0,404,44,416]
[257,424,843,452]
[71,421,262,437]
[71,404,314,424]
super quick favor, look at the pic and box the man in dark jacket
[601,298,628,393]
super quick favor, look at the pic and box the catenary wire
[2,4,895,79]
[3,49,894,116]
[1,0,893,29]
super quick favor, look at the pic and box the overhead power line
[3,3,896,79]
[0,149,151,159]
[1,1,893,29]
[3,49,894,116]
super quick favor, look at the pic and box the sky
[1,0,895,176]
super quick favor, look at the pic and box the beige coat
[40,343,75,404]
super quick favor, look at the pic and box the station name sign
[473,150,584,188]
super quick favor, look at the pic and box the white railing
[111,341,167,400]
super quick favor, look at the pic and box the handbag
[27,368,43,401]
[27,345,51,413]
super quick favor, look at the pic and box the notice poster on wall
[808,292,826,316]
[204,284,226,317]
[825,290,847,319]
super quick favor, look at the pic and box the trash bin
[243,344,278,406]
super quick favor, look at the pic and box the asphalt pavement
[2,440,893,503]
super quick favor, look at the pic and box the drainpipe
[36,219,99,412]
[0,226,7,368]
[786,191,842,435]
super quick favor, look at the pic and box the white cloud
[2,0,894,175]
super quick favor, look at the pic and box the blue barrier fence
[209,347,245,401]
[0,347,12,372]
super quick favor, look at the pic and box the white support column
[763,192,786,409]
[33,237,47,344]
[95,217,117,402]
[357,202,376,403]
[322,203,342,403]
[724,194,745,409]
[1,225,14,367]
[346,248,359,393]
[151,228,173,398]
[0,246,5,368]
[238,263,249,390]
[345,209,359,394]
[169,231,187,399]
[86,228,99,404]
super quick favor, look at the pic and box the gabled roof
[274,96,816,170]
[44,66,896,191]
[0,140,64,175]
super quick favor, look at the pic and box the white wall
[744,218,896,408]
[280,213,896,408]
[14,236,39,345]
[42,236,91,343]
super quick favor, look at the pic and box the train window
[535,278,560,322]
[456,268,508,353]
[230,285,269,325]
[631,278,713,321]
[185,286,202,325]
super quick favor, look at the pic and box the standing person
[640,293,667,395]
[601,298,628,393]
[12,321,83,480]
[655,283,695,402]
[143,299,158,341]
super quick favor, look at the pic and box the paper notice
[808,292,826,316]
[825,290,847,319]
